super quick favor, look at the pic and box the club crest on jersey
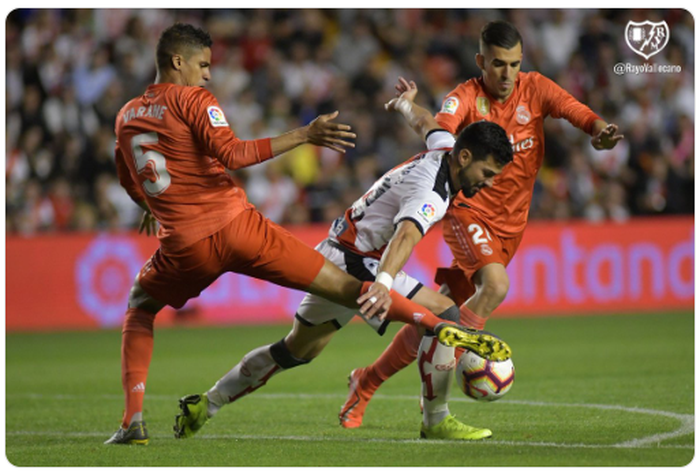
[516,105,531,125]
[418,203,437,223]
[625,20,670,60]
[207,106,229,127]
[441,97,459,115]
[476,97,490,116]
[480,244,493,256]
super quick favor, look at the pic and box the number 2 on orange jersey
[467,223,492,245]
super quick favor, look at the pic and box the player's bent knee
[127,278,165,314]
[481,277,510,304]
[474,264,510,304]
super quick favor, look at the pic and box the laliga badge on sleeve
[207,106,229,127]
[441,97,460,115]
[625,20,670,60]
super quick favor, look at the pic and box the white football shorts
[295,239,424,335]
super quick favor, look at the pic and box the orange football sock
[121,307,155,429]
[459,304,487,330]
[360,282,443,332]
[362,324,422,394]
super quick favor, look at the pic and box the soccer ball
[455,351,515,401]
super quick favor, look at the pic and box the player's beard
[458,165,482,197]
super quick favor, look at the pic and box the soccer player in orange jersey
[340,20,624,429]
[104,23,503,446]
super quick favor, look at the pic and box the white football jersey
[330,130,457,258]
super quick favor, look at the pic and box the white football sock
[418,335,455,427]
[206,344,283,417]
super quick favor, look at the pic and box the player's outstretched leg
[174,394,210,439]
[104,420,149,445]
[434,323,511,361]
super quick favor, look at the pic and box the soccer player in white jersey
[174,80,513,440]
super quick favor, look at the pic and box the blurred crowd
[5,9,694,235]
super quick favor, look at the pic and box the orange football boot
[338,368,374,428]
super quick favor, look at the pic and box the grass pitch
[5,311,694,466]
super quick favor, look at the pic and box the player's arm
[359,180,447,319]
[385,77,443,140]
[358,220,423,320]
[269,111,356,155]
[378,220,423,278]
[192,90,355,170]
[213,115,356,170]
[114,144,157,236]
[540,74,624,150]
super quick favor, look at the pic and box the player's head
[156,23,213,87]
[476,20,523,101]
[450,121,513,197]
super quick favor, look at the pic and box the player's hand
[385,77,418,112]
[591,123,624,150]
[139,210,157,236]
[357,282,392,321]
[394,76,417,99]
[306,111,356,153]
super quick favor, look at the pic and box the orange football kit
[339,71,602,428]
[113,83,324,430]
[435,71,601,306]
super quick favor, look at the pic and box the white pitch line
[500,400,695,448]
[12,393,694,449]
[5,430,694,450]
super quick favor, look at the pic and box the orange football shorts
[435,205,523,306]
[138,208,325,309]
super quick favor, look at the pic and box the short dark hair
[480,20,523,50]
[454,121,513,166]
[156,23,213,71]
